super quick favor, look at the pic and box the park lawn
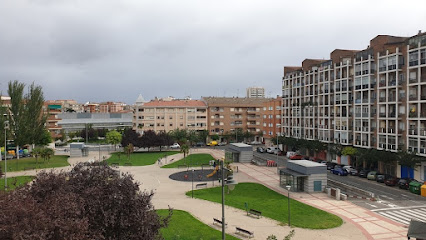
[161,153,215,168]
[0,155,70,172]
[106,151,177,166]
[157,209,239,240]
[186,182,343,229]
[0,176,35,191]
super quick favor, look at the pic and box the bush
[0,161,170,239]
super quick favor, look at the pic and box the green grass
[106,151,177,166]
[161,154,215,168]
[0,176,35,191]
[157,209,239,240]
[0,155,70,172]
[186,182,343,229]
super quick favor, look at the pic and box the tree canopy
[0,162,171,239]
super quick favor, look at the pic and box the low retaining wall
[327,178,376,200]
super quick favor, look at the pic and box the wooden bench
[213,218,227,228]
[196,183,207,189]
[235,227,254,238]
[124,163,132,166]
[248,209,262,218]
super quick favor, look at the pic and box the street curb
[347,195,377,201]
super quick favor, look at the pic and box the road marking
[372,205,426,212]
[364,202,377,208]
[380,195,395,200]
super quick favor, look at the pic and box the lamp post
[286,185,291,226]
[221,159,237,240]
[4,121,9,190]
[276,124,281,164]
[191,168,194,198]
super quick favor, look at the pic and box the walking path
[4,148,409,239]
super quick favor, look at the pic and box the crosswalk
[372,206,426,225]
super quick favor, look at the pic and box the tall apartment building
[262,96,282,143]
[202,97,269,142]
[282,32,426,180]
[133,98,208,134]
[246,87,265,98]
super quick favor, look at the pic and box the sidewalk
[237,163,409,240]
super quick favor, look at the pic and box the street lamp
[286,185,291,226]
[4,121,9,190]
[221,159,238,240]
[191,168,195,198]
[276,124,281,163]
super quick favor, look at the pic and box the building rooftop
[142,99,207,107]
[288,160,324,167]
[202,97,270,106]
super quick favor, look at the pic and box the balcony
[410,94,418,101]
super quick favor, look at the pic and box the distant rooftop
[288,160,324,167]
[142,99,206,107]
[202,97,270,106]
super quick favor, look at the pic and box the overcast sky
[1,0,425,104]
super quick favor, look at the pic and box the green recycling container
[409,181,422,195]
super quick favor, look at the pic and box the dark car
[384,176,399,186]
[358,169,370,178]
[331,167,348,176]
[398,178,414,190]
[375,173,386,183]
[326,162,338,170]
[350,169,359,176]
[194,142,205,147]
[256,147,265,153]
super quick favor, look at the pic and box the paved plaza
[7,148,410,240]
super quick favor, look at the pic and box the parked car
[207,141,218,146]
[350,169,359,176]
[398,178,414,190]
[367,171,378,180]
[319,160,327,165]
[309,157,322,163]
[358,169,369,178]
[194,142,205,147]
[326,162,338,170]
[266,147,279,154]
[256,147,266,153]
[289,154,303,160]
[342,165,355,174]
[375,173,387,183]
[331,167,348,176]
[286,151,296,158]
[170,143,180,149]
[384,176,399,186]
[217,142,227,146]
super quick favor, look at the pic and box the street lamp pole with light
[276,124,281,163]
[191,168,195,198]
[4,121,9,190]
[221,159,237,240]
[286,185,291,226]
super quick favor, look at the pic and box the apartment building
[262,96,282,143]
[246,87,265,98]
[133,98,208,134]
[282,31,426,181]
[202,97,269,141]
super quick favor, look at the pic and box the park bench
[213,218,227,228]
[124,163,132,166]
[196,183,207,189]
[247,209,262,218]
[235,227,254,238]
[111,163,119,168]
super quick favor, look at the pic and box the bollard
[335,188,341,200]
[327,188,331,197]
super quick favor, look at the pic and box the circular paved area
[169,169,219,182]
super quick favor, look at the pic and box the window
[269,106,273,110]
[169,123,173,127]
[276,106,280,110]
[263,115,266,118]
[169,116,173,119]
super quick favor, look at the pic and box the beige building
[246,86,265,98]
[133,98,208,134]
[202,97,270,142]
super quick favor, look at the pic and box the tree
[32,147,43,167]
[24,82,47,146]
[7,81,26,159]
[139,130,157,151]
[121,128,140,147]
[124,143,134,161]
[210,134,219,141]
[156,131,173,151]
[197,130,209,143]
[180,144,189,159]
[80,124,98,141]
[38,129,53,146]
[40,147,54,163]
[106,130,122,150]
[0,162,171,239]
[168,128,187,145]
[398,150,423,177]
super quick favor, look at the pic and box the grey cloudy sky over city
[0,0,425,104]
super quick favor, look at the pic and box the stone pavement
[237,163,409,240]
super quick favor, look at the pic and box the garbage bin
[409,181,422,195]
[421,183,426,197]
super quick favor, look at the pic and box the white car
[170,143,180,149]
[266,147,279,154]
[342,165,355,173]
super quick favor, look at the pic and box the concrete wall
[305,174,327,193]
[239,150,253,163]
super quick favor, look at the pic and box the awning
[279,168,308,177]
[407,219,426,239]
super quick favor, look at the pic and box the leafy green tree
[197,130,209,143]
[210,134,219,141]
[106,130,122,150]
[180,144,189,159]
[168,128,187,145]
[25,82,47,146]
[7,81,26,159]
[139,130,157,151]
[124,143,134,161]
[187,130,198,147]
[32,147,43,167]
[398,150,423,176]
[40,147,54,163]
[121,128,140,148]
[38,129,52,146]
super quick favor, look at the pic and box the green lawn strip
[0,155,70,172]
[161,153,215,168]
[106,151,177,166]
[0,176,35,191]
[186,182,343,229]
[157,209,239,240]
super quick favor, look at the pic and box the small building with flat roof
[279,160,327,193]
[225,143,253,163]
